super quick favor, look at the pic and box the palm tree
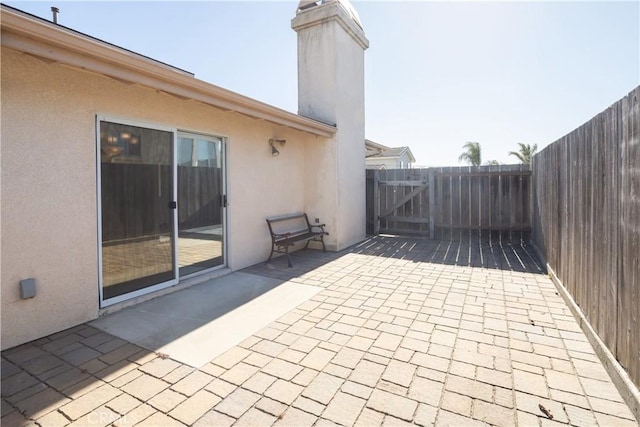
[508,143,538,164]
[458,142,482,166]
[485,160,500,165]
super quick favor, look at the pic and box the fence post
[428,168,435,239]
[373,170,380,235]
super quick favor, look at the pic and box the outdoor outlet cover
[19,278,36,299]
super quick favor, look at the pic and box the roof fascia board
[365,139,390,150]
[1,6,336,138]
[367,154,415,162]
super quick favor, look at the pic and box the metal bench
[266,213,328,267]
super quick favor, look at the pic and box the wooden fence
[432,165,531,241]
[177,166,223,230]
[531,86,640,390]
[366,165,531,241]
[101,163,173,242]
[102,164,222,242]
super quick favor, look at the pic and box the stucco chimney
[292,0,369,251]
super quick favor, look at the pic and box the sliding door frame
[96,115,228,308]
[176,130,228,278]
[96,115,178,307]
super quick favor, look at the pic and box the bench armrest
[311,224,329,234]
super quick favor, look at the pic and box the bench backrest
[266,213,311,237]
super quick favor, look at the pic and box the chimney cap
[297,0,363,29]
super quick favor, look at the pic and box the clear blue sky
[8,1,639,166]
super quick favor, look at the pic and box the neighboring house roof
[365,139,416,162]
[0,4,337,138]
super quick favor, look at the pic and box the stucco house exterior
[1,1,368,349]
[365,139,416,169]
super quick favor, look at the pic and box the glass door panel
[177,133,225,276]
[100,121,176,301]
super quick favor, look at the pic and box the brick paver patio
[2,236,637,426]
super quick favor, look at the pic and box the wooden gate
[366,168,430,236]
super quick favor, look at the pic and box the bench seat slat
[276,231,324,245]
[273,228,309,239]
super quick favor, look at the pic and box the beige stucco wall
[295,2,368,251]
[298,20,340,251]
[334,21,367,251]
[1,47,323,349]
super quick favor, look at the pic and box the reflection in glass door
[99,121,177,302]
[177,133,225,276]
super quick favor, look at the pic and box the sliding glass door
[177,133,225,276]
[98,119,226,305]
[99,120,177,302]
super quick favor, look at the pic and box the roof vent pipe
[51,6,59,24]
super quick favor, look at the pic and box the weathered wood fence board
[365,165,531,241]
[102,164,222,242]
[101,164,173,242]
[432,165,531,241]
[531,86,640,390]
[618,91,640,388]
[177,166,223,230]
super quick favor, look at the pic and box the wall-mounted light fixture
[269,139,286,156]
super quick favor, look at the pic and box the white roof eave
[1,5,337,138]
